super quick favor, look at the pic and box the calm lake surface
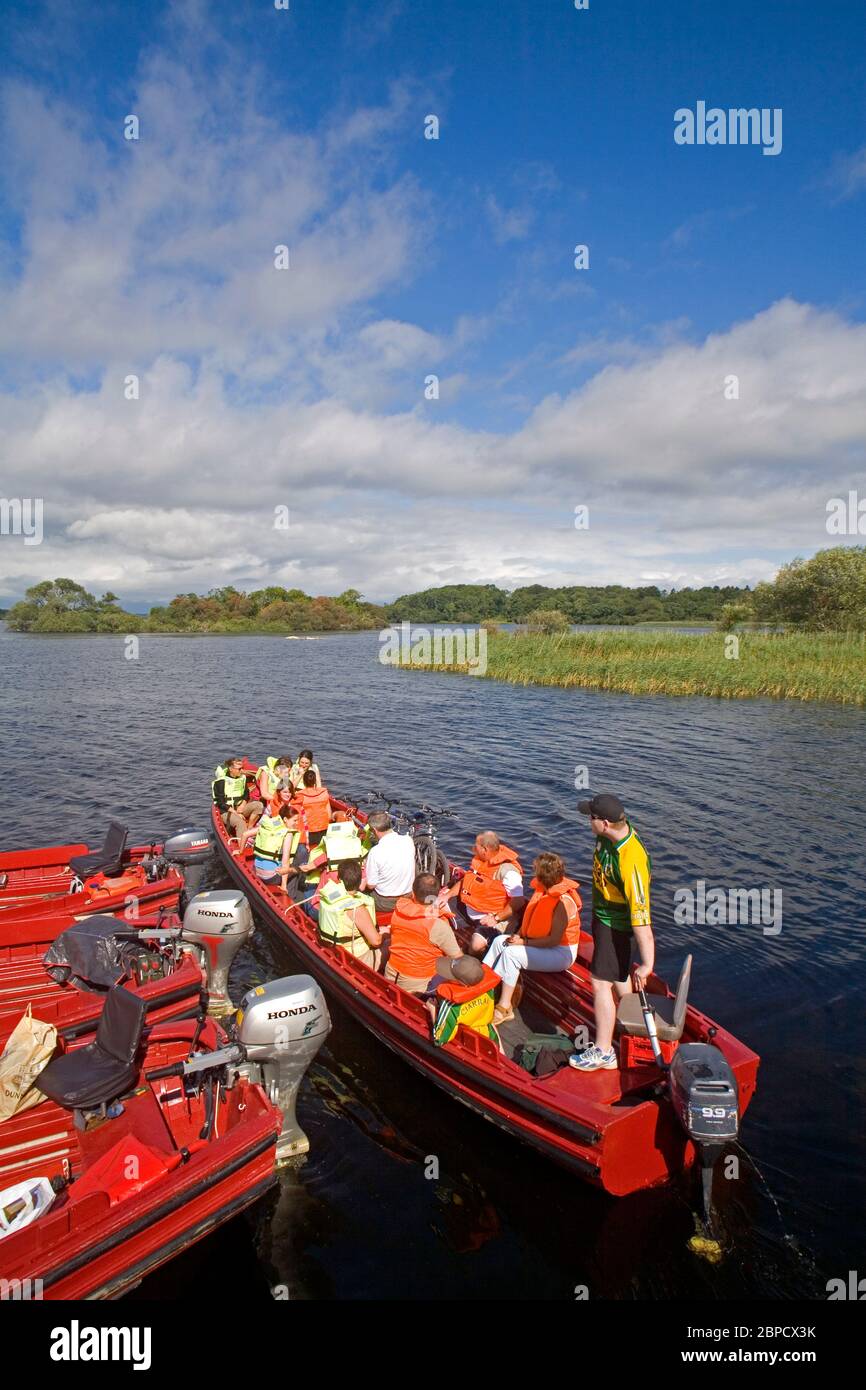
[1,626,863,1300]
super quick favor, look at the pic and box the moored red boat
[212,786,759,1200]
[0,974,330,1299]
[0,887,263,1047]
[0,825,212,926]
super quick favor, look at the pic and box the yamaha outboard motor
[669,1042,739,1227]
[235,976,330,1164]
[181,889,254,1016]
[162,828,213,905]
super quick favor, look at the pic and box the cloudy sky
[0,0,864,606]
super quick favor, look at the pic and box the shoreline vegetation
[423,629,866,706]
[4,575,750,635]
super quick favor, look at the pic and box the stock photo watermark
[826,491,866,535]
[674,102,783,156]
[379,621,488,675]
[673,880,782,936]
[0,497,43,546]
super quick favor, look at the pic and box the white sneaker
[568,1045,618,1072]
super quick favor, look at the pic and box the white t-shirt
[464,866,524,921]
[365,831,416,898]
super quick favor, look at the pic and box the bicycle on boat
[363,790,456,887]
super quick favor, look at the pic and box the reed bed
[428,630,866,706]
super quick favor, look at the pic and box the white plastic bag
[0,1006,58,1122]
[0,1176,56,1238]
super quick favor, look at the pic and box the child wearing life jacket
[428,954,503,1049]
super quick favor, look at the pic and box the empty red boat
[0,972,330,1299]
[212,791,759,1199]
[0,885,262,1048]
[0,824,212,925]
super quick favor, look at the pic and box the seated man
[318,859,381,970]
[293,769,333,849]
[428,954,502,1048]
[386,872,463,994]
[483,853,582,1026]
[212,756,263,842]
[241,803,301,891]
[446,831,524,953]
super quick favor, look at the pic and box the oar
[633,970,667,1070]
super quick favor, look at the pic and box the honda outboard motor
[669,1043,739,1227]
[181,889,254,1016]
[236,976,330,1164]
[162,828,213,905]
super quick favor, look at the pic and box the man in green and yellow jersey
[569,793,654,1072]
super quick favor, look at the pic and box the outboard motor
[235,976,330,1164]
[669,1042,739,1228]
[162,828,214,905]
[181,889,254,1016]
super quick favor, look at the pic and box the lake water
[1,625,863,1300]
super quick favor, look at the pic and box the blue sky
[0,0,864,603]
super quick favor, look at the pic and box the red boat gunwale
[212,794,759,1197]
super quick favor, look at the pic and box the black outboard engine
[669,1043,739,1227]
[162,828,213,905]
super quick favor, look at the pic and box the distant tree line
[4,579,387,633]
[6,548,864,635]
[386,582,746,625]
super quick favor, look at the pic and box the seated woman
[483,852,582,1026]
[257,754,293,804]
[241,803,301,891]
[288,750,322,791]
[317,859,381,970]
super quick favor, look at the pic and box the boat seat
[68,822,129,879]
[36,985,147,1111]
[616,955,692,1042]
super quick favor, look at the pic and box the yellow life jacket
[318,880,376,958]
[254,815,297,863]
[213,768,248,806]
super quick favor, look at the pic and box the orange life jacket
[294,786,332,834]
[84,865,148,899]
[436,962,500,1004]
[459,844,523,915]
[520,876,582,945]
[388,896,446,981]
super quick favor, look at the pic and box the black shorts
[590,916,633,983]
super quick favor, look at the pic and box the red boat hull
[0,1018,281,1300]
[212,799,759,1197]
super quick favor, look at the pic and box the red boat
[0,825,212,925]
[0,886,261,1048]
[0,973,330,1299]
[0,910,205,1049]
[212,792,759,1200]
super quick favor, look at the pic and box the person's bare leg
[592,977,618,1053]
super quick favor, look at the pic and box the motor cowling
[668,1043,739,1146]
[181,890,254,1015]
[162,828,213,865]
[237,976,330,1164]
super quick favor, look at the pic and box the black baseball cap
[578,793,626,821]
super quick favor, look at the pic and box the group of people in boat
[211,757,655,1072]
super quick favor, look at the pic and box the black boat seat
[36,985,147,1110]
[69,821,129,879]
[616,954,692,1042]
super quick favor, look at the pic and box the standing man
[569,793,654,1072]
[364,811,416,921]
